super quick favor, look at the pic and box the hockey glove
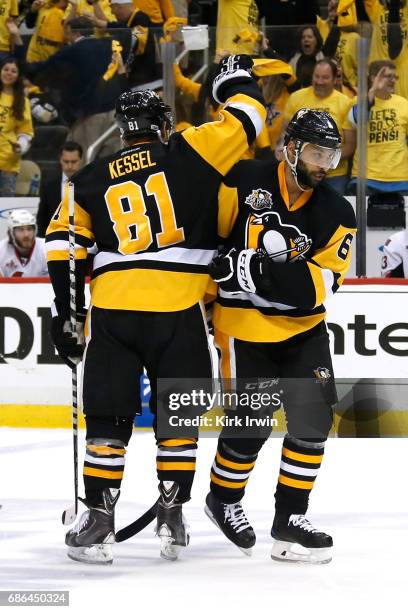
[212,54,254,104]
[51,301,87,370]
[209,248,257,294]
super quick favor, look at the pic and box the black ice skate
[204,492,256,556]
[65,488,120,565]
[156,481,189,561]
[271,513,333,564]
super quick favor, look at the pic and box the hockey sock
[83,438,127,506]
[156,438,197,503]
[83,416,133,506]
[210,440,258,503]
[274,435,326,517]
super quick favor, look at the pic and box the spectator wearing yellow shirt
[25,0,68,63]
[349,59,408,193]
[0,58,34,196]
[66,0,116,20]
[254,57,296,154]
[132,0,174,27]
[216,0,260,55]
[64,0,117,35]
[317,0,360,90]
[364,0,408,99]
[280,58,356,195]
[0,0,18,62]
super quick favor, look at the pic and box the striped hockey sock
[210,440,258,503]
[275,435,325,516]
[156,438,197,503]
[83,438,126,500]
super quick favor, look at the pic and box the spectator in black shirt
[23,17,126,156]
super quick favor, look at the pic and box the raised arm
[181,55,266,177]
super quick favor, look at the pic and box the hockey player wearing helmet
[204,109,356,563]
[283,108,342,190]
[280,58,356,195]
[46,56,266,564]
[0,209,47,277]
[114,89,174,145]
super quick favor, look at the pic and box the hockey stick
[62,182,79,526]
[115,499,159,542]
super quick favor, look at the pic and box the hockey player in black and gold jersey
[204,109,356,563]
[46,55,266,564]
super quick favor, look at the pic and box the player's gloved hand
[209,248,257,294]
[50,301,87,369]
[212,54,254,104]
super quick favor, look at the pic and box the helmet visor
[299,143,341,170]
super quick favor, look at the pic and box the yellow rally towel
[160,16,188,42]
[253,58,296,86]
[337,0,357,26]
[103,40,123,81]
[233,28,261,44]
[164,16,187,34]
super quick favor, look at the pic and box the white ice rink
[1,428,407,611]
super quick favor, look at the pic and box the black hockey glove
[209,248,257,294]
[212,54,254,104]
[51,301,87,370]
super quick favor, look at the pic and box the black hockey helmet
[283,109,342,190]
[115,90,173,142]
[284,108,342,149]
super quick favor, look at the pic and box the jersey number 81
[105,172,185,255]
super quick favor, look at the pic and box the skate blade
[271,540,332,564]
[204,504,253,557]
[67,544,113,565]
[159,536,183,561]
[157,526,189,561]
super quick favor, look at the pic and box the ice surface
[1,428,407,611]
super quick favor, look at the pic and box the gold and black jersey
[46,93,266,313]
[213,160,357,342]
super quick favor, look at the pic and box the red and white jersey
[0,238,48,277]
[381,230,408,278]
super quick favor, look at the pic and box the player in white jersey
[0,210,48,278]
[381,229,408,278]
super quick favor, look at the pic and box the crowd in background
[0,0,408,276]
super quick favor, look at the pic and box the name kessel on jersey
[109,149,156,179]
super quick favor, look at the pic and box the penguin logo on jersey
[246,211,312,262]
[245,189,273,211]
[314,367,331,386]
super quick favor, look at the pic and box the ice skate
[271,513,333,564]
[65,488,120,565]
[205,492,255,556]
[156,481,189,561]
